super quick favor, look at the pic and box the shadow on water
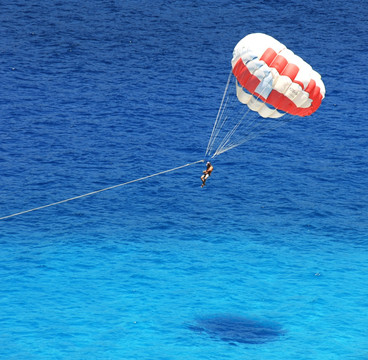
[188,315,285,345]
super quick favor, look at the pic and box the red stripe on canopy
[232,56,322,117]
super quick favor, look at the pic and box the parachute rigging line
[204,70,232,157]
[205,73,292,159]
[0,159,204,221]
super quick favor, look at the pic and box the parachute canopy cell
[232,33,326,118]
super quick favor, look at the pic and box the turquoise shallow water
[1,231,367,359]
[1,0,368,359]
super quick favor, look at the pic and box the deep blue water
[1,0,367,359]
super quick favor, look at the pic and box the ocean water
[0,0,367,359]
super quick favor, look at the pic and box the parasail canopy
[232,33,325,119]
[205,33,325,157]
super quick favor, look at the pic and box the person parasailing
[201,161,214,187]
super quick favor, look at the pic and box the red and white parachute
[205,33,325,157]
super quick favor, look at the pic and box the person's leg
[201,174,207,187]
